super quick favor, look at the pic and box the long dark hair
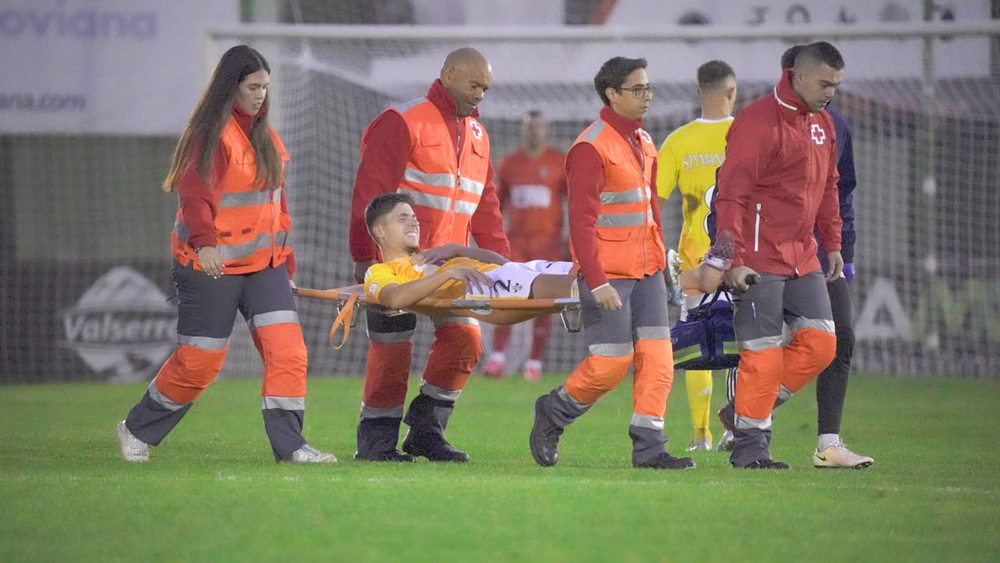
[163,45,282,192]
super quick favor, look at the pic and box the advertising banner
[0,0,238,134]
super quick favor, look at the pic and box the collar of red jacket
[426,78,480,120]
[600,105,644,140]
[774,69,811,115]
[231,103,264,136]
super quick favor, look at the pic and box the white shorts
[465,260,574,300]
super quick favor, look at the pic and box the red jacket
[349,80,509,263]
[566,106,663,289]
[716,70,841,276]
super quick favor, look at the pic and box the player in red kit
[482,111,567,381]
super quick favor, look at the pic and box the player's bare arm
[376,268,494,310]
[413,243,510,266]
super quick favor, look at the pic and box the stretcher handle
[293,287,348,301]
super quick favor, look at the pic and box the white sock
[524,359,542,371]
[489,351,506,364]
[818,433,840,451]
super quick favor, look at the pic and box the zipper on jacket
[753,203,761,252]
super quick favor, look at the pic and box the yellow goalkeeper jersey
[656,117,733,270]
[364,255,499,303]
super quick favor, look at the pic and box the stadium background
[1,0,998,384]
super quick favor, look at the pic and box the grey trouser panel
[730,270,833,467]
[126,263,308,461]
[578,271,671,356]
[554,270,671,465]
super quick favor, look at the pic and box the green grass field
[2,373,999,562]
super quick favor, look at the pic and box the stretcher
[294,285,582,349]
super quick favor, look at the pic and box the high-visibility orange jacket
[395,98,491,250]
[349,80,509,263]
[172,113,292,275]
[568,108,666,284]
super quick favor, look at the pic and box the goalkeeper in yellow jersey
[362,193,577,311]
[657,60,737,452]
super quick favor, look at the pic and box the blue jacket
[707,106,857,268]
[817,107,857,269]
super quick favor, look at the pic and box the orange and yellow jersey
[364,255,500,303]
[656,117,733,270]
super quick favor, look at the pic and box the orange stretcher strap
[327,290,358,350]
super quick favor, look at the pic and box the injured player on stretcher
[362,192,733,311]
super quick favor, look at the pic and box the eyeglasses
[617,84,655,99]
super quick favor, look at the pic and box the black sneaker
[529,395,563,467]
[634,452,696,470]
[741,458,790,470]
[401,432,469,463]
[717,400,736,434]
[353,449,415,462]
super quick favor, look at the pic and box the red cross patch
[469,120,483,140]
[811,123,826,145]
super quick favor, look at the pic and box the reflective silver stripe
[434,316,479,327]
[738,335,784,351]
[777,384,793,402]
[177,334,229,351]
[630,413,664,431]
[595,210,653,227]
[581,120,605,143]
[458,177,485,196]
[174,220,190,242]
[453,200,478,216]
[391,96,427,114]
[588,342,634,357]
[736,413,772,430]
[250,310,299,331]
[634,326,670,341]
[359,402,404,419]
[403,167,457,189]
[788,318,836,334]
[261,396,305,411]
[147,380,189,411]
[420,380,462,402]
[219,191,273,208]
[368,329,415,344]
[216,233,270,261]
[600,188,647,205]
[398,188,453,212]
[557,386,591,410]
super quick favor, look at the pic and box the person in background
[657,59,737,452]
[115,45,335,463]
[482,110,568,382]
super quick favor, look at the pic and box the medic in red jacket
[347,48,510,463]
[714,42,845,469]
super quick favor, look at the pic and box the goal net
[200,22,1000,380]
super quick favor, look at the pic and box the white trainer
[812,441,874,469]
[290,445,337,463]
[116,420,149,462]
[685,438,712,452]
[715,430,735,452]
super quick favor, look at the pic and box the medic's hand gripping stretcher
[294,285,582,350]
